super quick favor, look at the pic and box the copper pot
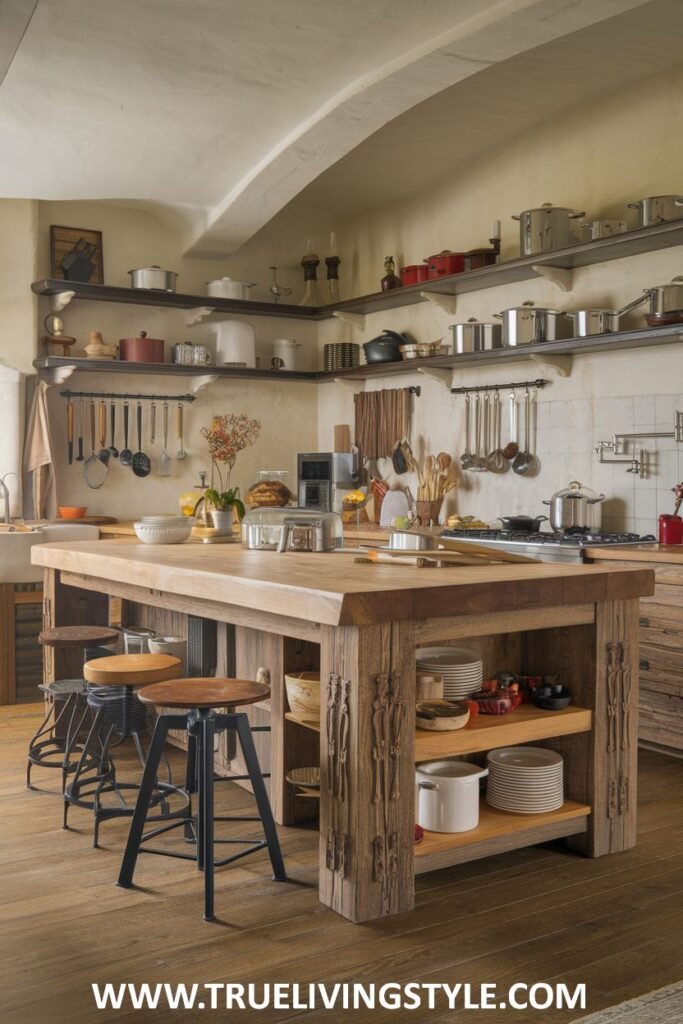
[119,331,165,363]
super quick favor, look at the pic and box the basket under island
[32,539,653,923]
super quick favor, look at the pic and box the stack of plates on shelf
[415,646,483,700]
[323,342,360,371]
[486,746,564,814]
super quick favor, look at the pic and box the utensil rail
[450,378,548,395]
[59,389,196,402]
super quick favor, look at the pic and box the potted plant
[200,413,261,532]
[204,487,245,531]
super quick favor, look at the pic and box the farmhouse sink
[0,523,99,584]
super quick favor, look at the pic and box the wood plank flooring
[1,703,682,1024]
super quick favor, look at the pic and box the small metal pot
[128,265,178,292]
[512,203,586,256]
[542,480,605,533]
[494,302,569,346]
[582,219,627,240]
[451,318,503,354]
[643,276,683,316]
[498,515,547,532]
[565,294,647,337]
[387,530,437,550]
[206,277,256,300]
[627,195,683,227]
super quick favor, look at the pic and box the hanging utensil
[150,401,156,445]
[526,392,541,476]
[469,394,485,472]
[503,392,519,460]
[83,399,108,489]
[132,402,151,477]
[66,398,74,465]
[460,395,474,470]
[475,393,490,470]
[486,392,507,473]
[108,400,118,459]
[158,401,172,476]
[512,390,533,476]
[97,401,110,464]
[176,402,188,460]
[119,400,133,466]
[75,398,84,461]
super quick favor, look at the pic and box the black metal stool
[27,625,119,791]
[65,653,188,847]
[117,677,286,921]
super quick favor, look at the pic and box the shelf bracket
[529,353,573,378]
[185,306,215,327]
[419,291,458,315]
[416,366,453,388]
[49,290,76,312]
[39,363,77,385]
[531,265,573,292]
[332,310,366,330]
[333,376,364,391]
[190,374,219,394]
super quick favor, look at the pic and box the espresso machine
[297,452,359,514]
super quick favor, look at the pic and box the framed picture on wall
[49,225,104,284]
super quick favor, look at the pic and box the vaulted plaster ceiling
[0,0,659,256]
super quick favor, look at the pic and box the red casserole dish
[119,330,165,363]
[400,264,429,286]
[425,250,465,278]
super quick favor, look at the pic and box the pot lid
[128,265,177,274]
[551,480,604,503]
[515,202,580,215]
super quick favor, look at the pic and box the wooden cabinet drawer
[640,620,683,652]
[641,585,683,609]
[639,642,683,685]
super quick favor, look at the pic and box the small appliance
[297,452,359,514]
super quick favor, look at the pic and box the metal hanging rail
[59,389,196,402]
[450,378,548,395]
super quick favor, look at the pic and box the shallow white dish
[134,520,193,545]
[487,747,563,770]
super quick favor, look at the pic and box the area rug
[573,980,683,1023]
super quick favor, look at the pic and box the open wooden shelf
[30,219,683,324]
[285,712,321,732]
[414,800,591,874]
[415,704,592,761]
[33,356,317,383]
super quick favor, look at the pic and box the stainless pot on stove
[512,203,586,256]
[542,481,605,533]
[494,301,570,346]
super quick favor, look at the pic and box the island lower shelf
[414,800,591,874]
[285,703,592,760]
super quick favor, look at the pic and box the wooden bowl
[416,699,470,731]
[285,671,320,722]
[58,506,87,519]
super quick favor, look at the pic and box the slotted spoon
[176,402,188,460]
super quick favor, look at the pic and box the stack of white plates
[486,746,564,814]
[416,646,483,700]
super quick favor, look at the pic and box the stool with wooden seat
[27,625,120,791]
[117,677,286,922]
[65,653,188,847]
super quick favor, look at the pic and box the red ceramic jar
[400,264,429,286]
[658,514,683,545]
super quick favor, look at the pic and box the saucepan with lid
[627,195,683,227]
[543,480,605,533]
[642,276,683,321]
[206,277,256,300]
[494,302,570,346]
[512,203,586,256]
[451,318,503,354]
[128,266,178,292]
[564,294,647,337]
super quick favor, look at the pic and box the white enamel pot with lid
[543,480,605,533]
[416,760,488,833]
[206,277,256,300]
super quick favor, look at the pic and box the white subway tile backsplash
[633,396,655,424]
[634,489,657,520]
[655,393,676,425]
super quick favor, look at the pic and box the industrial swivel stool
[65,653,188,847]
[117,677,286,921]
[27,625,120,791]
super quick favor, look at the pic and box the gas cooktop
[441,528,656,564]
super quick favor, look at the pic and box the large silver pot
[582,219,627,240]
[387,530,437,551]
[565,294,647,337]
[512,203,586,256]
[627,195,683,227]
[494,301,570,346]
[241,507,342,551]
[206,277,256,300]
[128,265,178,292]
[542,480,605,533]
[451,318,503,354]
[643,276,683,316]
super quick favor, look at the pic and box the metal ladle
[460,395,474,469]
[176,402,188,460]
[83,399,108,489]
[486,391,507,473]
[108,400,119,459]
[512,390,534,476]
[132,402,151,477]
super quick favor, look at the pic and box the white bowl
[134,520,193,545]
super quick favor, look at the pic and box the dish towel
[24,380,57,519]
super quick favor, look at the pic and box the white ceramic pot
[206,277,255,300]
[416,760,488,833]
[272,338,300,370]
[148,635,187,673]
[213,320,256,368]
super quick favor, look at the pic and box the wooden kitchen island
[32,539,653,923]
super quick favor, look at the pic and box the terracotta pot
[119,331,165,363]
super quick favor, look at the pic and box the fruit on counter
[446,514,489,529]
[343,489,366,506]
[245,478,292,508]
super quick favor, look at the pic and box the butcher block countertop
[98,520,391,544]
[32,539,654,627]
[585,543,683,564]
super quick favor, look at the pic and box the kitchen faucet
[0,473,18,524]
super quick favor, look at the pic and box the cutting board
[51,516,118,525]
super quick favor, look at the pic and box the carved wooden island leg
[319,620,416,923]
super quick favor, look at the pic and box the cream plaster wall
[316,64,683,535]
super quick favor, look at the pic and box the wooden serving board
[52,516,118,526]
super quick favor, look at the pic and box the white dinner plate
[488,747,563,770]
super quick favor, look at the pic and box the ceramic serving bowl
[58,506,87,519]
[134,518,194,545]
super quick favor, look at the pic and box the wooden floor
[1,704,682,1024]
